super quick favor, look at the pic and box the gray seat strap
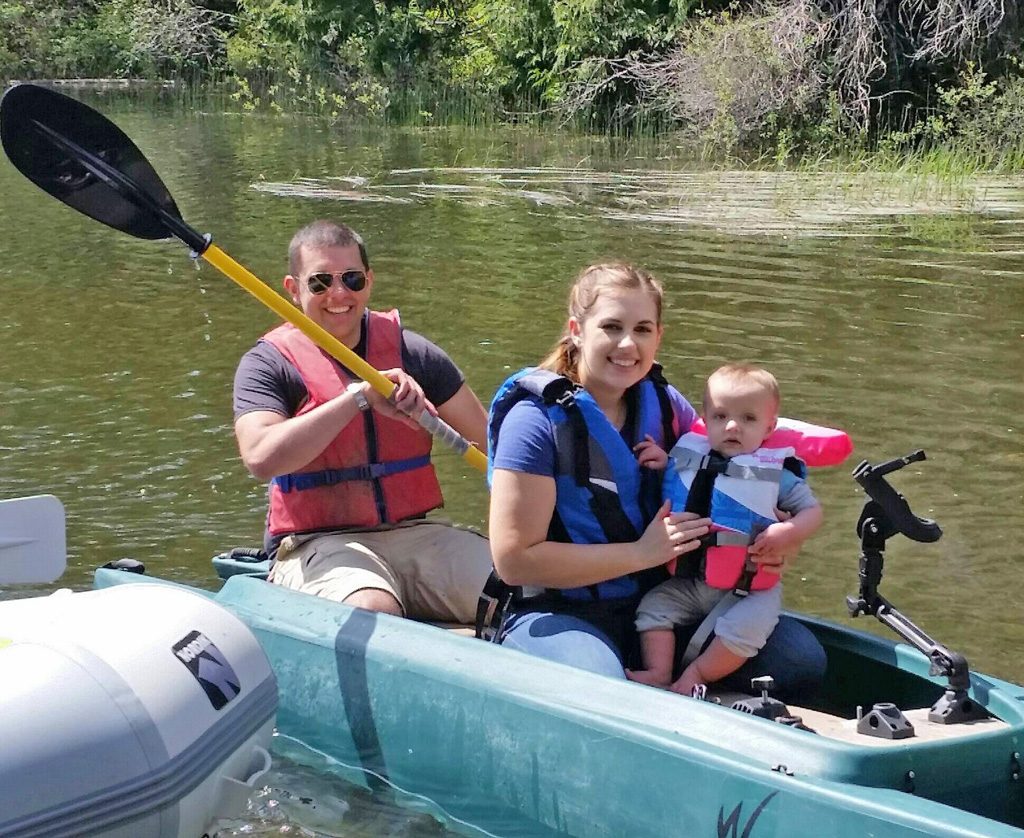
[681,589,745,668]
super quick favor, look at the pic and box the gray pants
[635,576,782,658]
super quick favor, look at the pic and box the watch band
[346,381,371,412]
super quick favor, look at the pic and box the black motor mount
[846,451,987,725]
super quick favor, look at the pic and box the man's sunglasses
[305,270,367,295]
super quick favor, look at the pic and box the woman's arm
[489,468,710,588]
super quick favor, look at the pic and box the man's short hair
[288,220,370,275]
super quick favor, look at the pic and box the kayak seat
[430,622,476,636]
[212,553,478,637]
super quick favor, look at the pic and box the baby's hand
[633,435,668,470]
[748,521,801,572]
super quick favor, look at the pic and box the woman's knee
[501,613,626,679]
[758,616,827,696]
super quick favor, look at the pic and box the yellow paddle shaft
[202,244,488,474]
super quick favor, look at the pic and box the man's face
[284,243,374,348]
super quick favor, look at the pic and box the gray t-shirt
[233,324,464,419]
[232,317,466,558]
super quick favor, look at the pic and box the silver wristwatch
[346,381,371,412]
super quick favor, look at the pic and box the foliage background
[1,0,1022,162]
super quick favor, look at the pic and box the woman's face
[569,287,663,399]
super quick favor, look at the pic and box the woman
[487,263,826,697]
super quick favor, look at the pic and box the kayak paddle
[0,83,487,473]
[0,495,67,584]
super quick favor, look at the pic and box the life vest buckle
[553,389,577,411]
[475,570,518,643]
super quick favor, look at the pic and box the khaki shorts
[268,519,492,624]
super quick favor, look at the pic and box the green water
[1,89,1022,836]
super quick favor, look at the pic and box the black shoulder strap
[783,455,805,477]
[545,386,640,545]
[683,451,729,516]
[647,362,676,447]
[538,378,590,488]
[675,450,731,578]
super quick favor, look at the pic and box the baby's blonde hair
[703,363,781,411]
[539,263,663,383]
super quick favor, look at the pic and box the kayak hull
[94,568,1024,837]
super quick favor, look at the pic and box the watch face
[348,382,370,410]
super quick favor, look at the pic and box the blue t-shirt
[491,385,698,477]
[777,469,818,513]
[492,383,697,603]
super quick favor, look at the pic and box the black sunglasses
[305,270,367,295]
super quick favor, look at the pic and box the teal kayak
[93,452,1024,837]
[91,577,1024,837]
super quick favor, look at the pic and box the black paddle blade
[0,83,204,249]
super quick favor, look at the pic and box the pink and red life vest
[665,417,852,590]
[264,311,443,536]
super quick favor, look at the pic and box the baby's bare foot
[670,675,700,696]
[625,669,671,688]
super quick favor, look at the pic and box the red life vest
[264,311,443,535]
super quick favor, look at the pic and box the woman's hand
[635,500,711,568]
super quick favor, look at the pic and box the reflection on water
[1,92,1022,834]
[214,734,465,837]
[253,167,1024,236]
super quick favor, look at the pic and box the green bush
[0,1,83,78]
[0,0,228,80]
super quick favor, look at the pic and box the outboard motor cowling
[0,584,277,837]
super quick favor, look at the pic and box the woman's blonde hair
[539,263,664,382]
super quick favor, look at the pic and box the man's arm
[234,391,368,481]
[435,382,487,451]
[233,341,373,480]
[401,329,487,451]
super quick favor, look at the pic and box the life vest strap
[272,454,431,493]
[720,462,785,482]
[674,450,784,484]
[712,531,754,547]
[552,389,592,488]
[475,569,519,642]
[680,589,747,668]
[648,363,677,447]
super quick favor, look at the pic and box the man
[233,219,491,623]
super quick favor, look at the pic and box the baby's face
[703,382,777,457]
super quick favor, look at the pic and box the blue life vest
[488,366,676,601]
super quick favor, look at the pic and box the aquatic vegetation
[248,163,1024,238]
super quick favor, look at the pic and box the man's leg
[381,520,493,624]
[269,533,404,616]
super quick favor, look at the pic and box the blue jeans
[500,610,826,700]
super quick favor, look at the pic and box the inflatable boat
[92,453,1024,837]
[0,496,277,838]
